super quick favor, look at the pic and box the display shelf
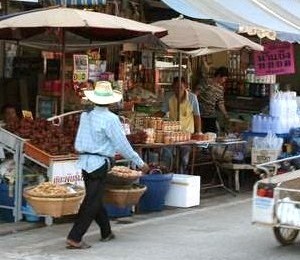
[0,132,25,223]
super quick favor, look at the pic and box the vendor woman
[155,77,201,174]
[1,104,20,126]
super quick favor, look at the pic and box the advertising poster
[73,54,89,82]
[254,42,295,76]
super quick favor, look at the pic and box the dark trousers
[201,117,217,133]
[67,164,111,242]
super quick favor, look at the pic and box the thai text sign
[254,42,295,76]
[51,160,84,187]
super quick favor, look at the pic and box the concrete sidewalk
[0,190,300,260]
[1,191,300,260]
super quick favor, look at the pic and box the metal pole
[177,51,182,121]
[60,28,65,114]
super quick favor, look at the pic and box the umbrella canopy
[0,6,167,41]
[20,32,168,52]
[152,18,263,52]
[0,6,167,114]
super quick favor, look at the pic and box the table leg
[176,146,180,173]
[202,145,236,196]
[191,146,196,175]
[234,170,240,192]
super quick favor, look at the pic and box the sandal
[66,241,91,250]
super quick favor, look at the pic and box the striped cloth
[198,80,225,118]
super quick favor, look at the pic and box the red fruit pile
[5,115,80,156]
[126,131,148,144]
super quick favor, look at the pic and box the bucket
[104,204,132,218]
[0,183,14,222]
[22,204,40,222]
[139,171,173,212]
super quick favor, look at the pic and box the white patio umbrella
[0,6,167,113]
[20,32,168,52]
[152,18,263,52]
[152,18,263,120]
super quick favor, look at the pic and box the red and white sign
[254,42,295,76]
[51,160,84,187]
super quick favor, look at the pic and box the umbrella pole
[60,28,66,115]
[177,51,182,121]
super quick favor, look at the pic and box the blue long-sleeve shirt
[75,106,144,173]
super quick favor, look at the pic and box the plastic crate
[251,149,281,165]
[0,183,14,222]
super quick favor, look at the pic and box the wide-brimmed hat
[84,81,122,105]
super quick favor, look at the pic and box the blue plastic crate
[0,183,14,222]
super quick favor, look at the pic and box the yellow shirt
[168,92,196,133]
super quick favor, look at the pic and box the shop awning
[161,0,300,42]
[54,0,106,6]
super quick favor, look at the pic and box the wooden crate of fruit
[24,142,78,166]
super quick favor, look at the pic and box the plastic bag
[0,159,16,183]
[253,132,283,150]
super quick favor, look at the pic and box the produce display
[24,182,84,218]
[148,162,169,174]
[25,182,83,198]
[5,115,79,156]
[109,166,142,179]
[126,131,148,144]
[191,132,216,142]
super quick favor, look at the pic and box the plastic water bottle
[251,115,257,132]
[256,115,262,133]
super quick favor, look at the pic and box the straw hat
[84,81,122,105]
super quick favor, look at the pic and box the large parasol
[0,6,167,113]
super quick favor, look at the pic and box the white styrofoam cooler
[165,174,200,208]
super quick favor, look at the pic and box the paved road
[0,193,299,260]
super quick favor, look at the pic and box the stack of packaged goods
[131,117,191,144]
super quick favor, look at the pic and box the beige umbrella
[152,18,263,52]
[0,6,167,113]
[19,32,168,52]
[152,18,263,121]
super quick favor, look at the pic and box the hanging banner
[254,42,295,76]
[73,54,89,83]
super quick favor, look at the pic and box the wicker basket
[106,174,140,187]
[104,184,147,207]
[23,192,84,218]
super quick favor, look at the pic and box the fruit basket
[106,166,142,187]
[23,183,85,218]
[104,184,147,207]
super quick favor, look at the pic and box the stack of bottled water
[252,91,300,134]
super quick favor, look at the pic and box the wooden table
[133,140,207,172]
[134,140,249,195]
[191,140,248,195]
